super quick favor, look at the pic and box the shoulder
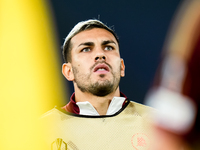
[40,107,73,123]
[129,101,156,111]
[126,100,157,120]
[40,107,63,118]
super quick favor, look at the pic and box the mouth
[93,63,110,73]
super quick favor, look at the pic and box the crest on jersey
[51,138,67,150]
[131,133,151,150]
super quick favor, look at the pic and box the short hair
[62,19,119,63]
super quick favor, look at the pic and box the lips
[93,63,110,72]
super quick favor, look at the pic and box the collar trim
[76,97,126,116]
[62,92,127,115]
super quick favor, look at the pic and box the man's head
[62,19,119,63]
[62,19,125,97]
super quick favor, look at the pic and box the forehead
[70,28,118,46]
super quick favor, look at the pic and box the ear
[62,63,74,81]
[120,58,125,77]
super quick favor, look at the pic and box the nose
[94,47,106,61]
[95,53,106,62]
[95,54,106,61]
[94,46,107,62]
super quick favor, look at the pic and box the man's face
[63,28,125,96]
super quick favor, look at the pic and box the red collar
[62,92,127,114]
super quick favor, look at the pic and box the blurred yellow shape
[0,0,67,149]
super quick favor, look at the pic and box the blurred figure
[145,0,200,149]
[0,1,66,149]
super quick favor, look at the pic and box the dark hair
[62,19,119,62]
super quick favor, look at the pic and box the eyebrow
[78,42,94,47]
[78,40,117,48]
[102,40,116,45]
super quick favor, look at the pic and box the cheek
[72,61,91,75]
[72,56,85,67]
[73,55,92,67]
[114,57,122,66]
[110,59,122,72]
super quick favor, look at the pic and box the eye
[81,47,91,52]
[104,46,114,51]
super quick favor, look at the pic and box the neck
[74,86,121,115]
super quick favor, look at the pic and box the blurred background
[49,0,182,104]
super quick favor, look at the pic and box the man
[41,19,156,150]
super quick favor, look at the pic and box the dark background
[49,0,182,104]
